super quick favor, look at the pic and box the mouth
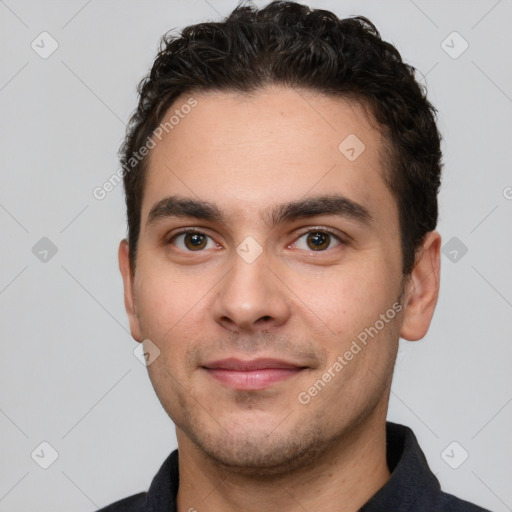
[202,358,308,390]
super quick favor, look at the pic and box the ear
[400,230,441,341]
[118,238,142,342]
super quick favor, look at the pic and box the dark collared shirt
[96,422,492,511]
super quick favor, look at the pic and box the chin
[183,415,338,477]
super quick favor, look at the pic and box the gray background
[0,0,511,510]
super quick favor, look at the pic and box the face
[119,86,440,474]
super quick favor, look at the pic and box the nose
[212,250,291,333]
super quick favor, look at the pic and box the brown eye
[293,230,342,252]
[306,232,330,250]
[184,233,207,250]
[170,231,216,251]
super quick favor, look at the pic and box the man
[100,1,492,510]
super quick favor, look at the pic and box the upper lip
[202,358,306,371]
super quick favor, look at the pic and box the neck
[176,413,390,512]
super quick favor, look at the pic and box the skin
[118,86,441,512]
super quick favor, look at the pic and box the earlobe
[399,230,441,342]
[118,239,142,342]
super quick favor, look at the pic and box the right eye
[168,229,219,252]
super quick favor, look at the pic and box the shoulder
[95,492,146,512]
[437,490,493,512]
[94,449,179,512]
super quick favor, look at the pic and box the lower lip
[204,368,303,390]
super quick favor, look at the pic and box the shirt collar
[359,421,441,510]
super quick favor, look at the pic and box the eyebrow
[145,194,373,229]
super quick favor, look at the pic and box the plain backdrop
[0,1,511,510]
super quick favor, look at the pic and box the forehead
[140,86,395,229]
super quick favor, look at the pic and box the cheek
[287,262,395,335]
[133,260,206,344]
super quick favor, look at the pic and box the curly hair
[119,0,443,277]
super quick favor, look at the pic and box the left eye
[293,231,342,251]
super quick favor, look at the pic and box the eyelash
[166,227,346,252]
